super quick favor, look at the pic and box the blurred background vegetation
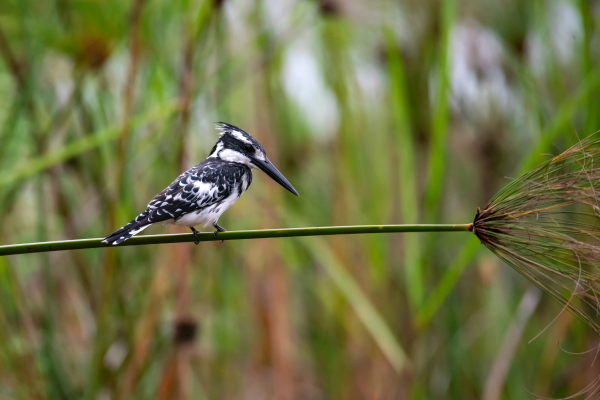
[1,0,599,398]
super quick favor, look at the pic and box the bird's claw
[213,230,225,243]
[213,222,226,244]
[190,227,200,245]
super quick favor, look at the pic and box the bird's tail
[102,209,152,245]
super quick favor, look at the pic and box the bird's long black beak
[251,157,299,196]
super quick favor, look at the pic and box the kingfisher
[102,122,299,245]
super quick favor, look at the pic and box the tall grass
[0,0,599,398]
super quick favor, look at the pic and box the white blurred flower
[526,1,582,75]
[282,44,339,137]
[449,20,521,123]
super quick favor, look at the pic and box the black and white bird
[102,122,299,245]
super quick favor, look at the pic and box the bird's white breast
[169,191,235,228]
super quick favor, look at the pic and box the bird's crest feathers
[215,122,244,136]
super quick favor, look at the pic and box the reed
[0,224,471,256]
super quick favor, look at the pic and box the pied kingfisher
[102,122,299,245]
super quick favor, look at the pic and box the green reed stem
[0,224,472,256]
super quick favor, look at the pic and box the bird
[102,122,299,245]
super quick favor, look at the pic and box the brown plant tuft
[472,132,600,334]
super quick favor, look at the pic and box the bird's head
[209,122,299,196]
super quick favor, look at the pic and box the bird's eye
[244,143,254,152]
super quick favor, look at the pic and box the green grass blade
[517,66,600,175]
[0,100,179,189]
[424,0,455,217]
[384,27,423,310]
[300,237,410,373]
[415,235,481,329]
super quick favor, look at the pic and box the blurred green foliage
[0,0,599,398]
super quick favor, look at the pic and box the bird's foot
[213,222,226,243]
[190,227,200,245]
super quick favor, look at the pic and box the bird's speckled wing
[144,160,250,225]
